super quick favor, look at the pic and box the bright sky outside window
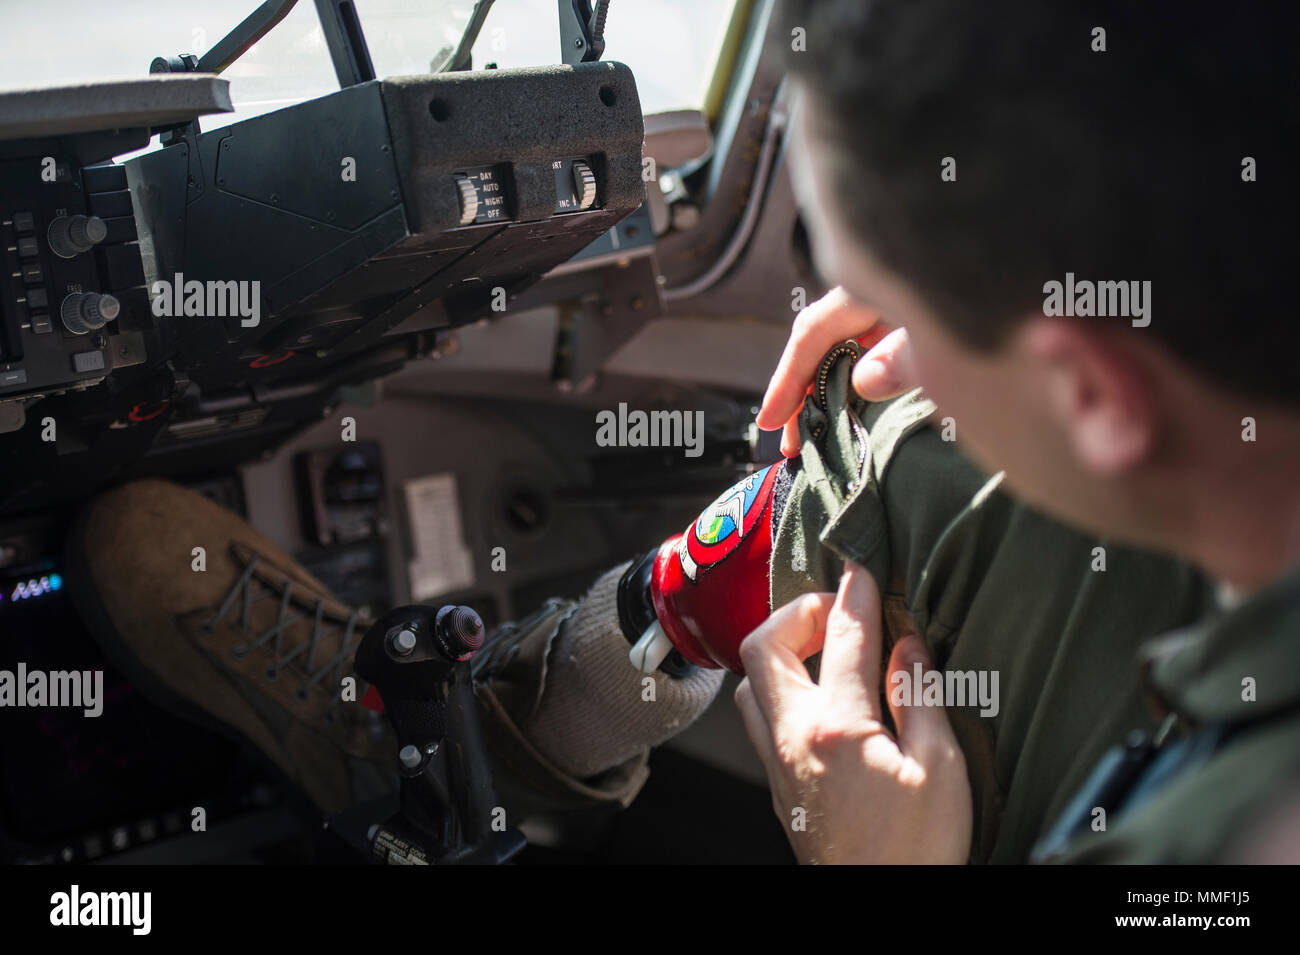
[354,1,738,116]
[0,1,736,132]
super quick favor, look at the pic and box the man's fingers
[885,633,963,767]
[738,592,834,724]
[852,326,916,402]
[758,288,881,431]
[817,561,884,719]
[780,414,802,458]
[734,678,782,780]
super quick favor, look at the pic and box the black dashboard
[0,10,652,517]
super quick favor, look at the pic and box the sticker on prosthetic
[678,464,779,582]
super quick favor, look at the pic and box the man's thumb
[852,326,914,401]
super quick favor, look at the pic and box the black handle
[353,603,520,863]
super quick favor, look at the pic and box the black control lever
[150,0,301,77]
[352,603,525,864]
[148,0,303,146]
[149,0,376,96]
[560,0,611,65]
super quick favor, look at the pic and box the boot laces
[200,553,365,713]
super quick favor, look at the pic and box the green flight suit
[770,342,1217,863]
[1042,566,1300,863]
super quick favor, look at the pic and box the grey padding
[382,62,645,233]
[0,76,233,142]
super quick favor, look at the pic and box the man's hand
[734,561,973,864]
[758,286,917,457]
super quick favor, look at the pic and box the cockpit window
[0,1,340,131]
[355,0,739,115]
[0,1,737,123]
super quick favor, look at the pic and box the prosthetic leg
[619,341,867,676]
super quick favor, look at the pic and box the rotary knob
[61,292,120,335]
[454,174,479,225]
[572,160,597,210]
[48,214,108,259]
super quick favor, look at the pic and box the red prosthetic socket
[625,461,787,675]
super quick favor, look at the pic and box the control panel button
[30,314,52,335]
[71,350,106,373]
[0,369,29,387]
[12,211,35,233]
[82,164,128,193]
[17,236,39,258]
[27,288,47,310]
[47,214,107,258]
[21,262,42,284]
[88,190,133,219]
[60,291,120,335]
[101,216,138,243]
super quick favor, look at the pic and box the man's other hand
[734,561,973,864]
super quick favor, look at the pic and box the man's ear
[1018,318,1157,477]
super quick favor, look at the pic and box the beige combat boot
[65,479,395,815]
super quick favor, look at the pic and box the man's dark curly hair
[776,0,1296,404]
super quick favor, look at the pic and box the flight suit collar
[1140,564,1300,726]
